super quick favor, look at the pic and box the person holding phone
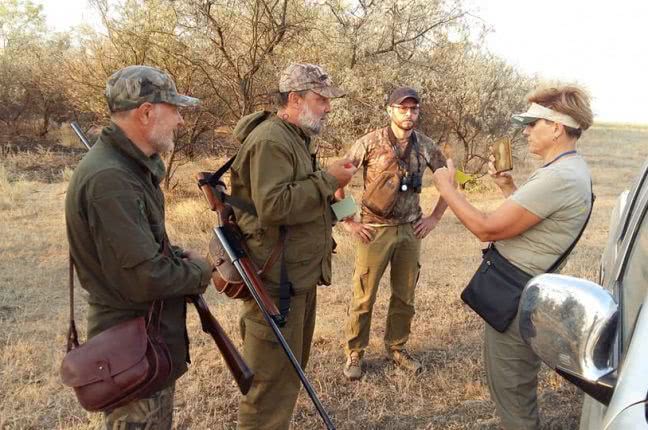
[432,84,594,430]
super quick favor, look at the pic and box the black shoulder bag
[461,189,595,333]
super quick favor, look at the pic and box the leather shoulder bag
[60,257,172,412]
[462,190,595,333]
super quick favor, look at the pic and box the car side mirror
[519,274,618,404]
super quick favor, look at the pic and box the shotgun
[197,169,336,430]
[69,122,254,395]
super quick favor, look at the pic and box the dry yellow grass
[1,125,647,429]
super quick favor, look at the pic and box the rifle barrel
[215,226,336,430]
[69,122,92,151]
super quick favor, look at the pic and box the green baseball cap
[105,65,200,112]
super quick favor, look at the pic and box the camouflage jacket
[230,112,339,295]
[346,126,446,225]
[65,123,212,383]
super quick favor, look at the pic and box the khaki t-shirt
[496,155,592,275]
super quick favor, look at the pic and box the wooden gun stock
[197,172,227,217]
[198,171,335,429]
[189,295,254,394]
[196,172,283,322]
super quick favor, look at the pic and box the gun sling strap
[200,156,294,320]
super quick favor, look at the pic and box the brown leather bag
[206,221,285,300]
[361,165,401,218]
[60,258,172,412]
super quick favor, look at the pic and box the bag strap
[491,184,595,274]
[258,237,285,276]
[387,126,421,175]
[198,156,257,216]
[67,255,79,352]
[547,188,596,273]
[278,226,293,320]
[67,253,162,350]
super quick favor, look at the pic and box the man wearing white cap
[432,84,594,429]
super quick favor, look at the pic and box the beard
[148,121,175,154]
[392,116,415,131]
[297,103,325,136]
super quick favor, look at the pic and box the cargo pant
[345,223,421,355]
[103,383,175,430]
[484,311,541,430]
[238,289,317,430]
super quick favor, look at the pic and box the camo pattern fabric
[346,127,447,225]
[105,65,199,112]
[103,384,175,430]
[278,63,345,98]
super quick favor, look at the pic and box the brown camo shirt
[346,126,446,225]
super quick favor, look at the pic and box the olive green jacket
[230,112,339,294]
[65,123,211,382]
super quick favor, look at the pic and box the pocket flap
[244,317,292,343]
[60,317,148,387]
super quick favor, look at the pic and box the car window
[619,204,648,354]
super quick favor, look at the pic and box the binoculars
[400,172,422,193]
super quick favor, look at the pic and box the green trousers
[237,289,317,430]
[345,224,421,355]
[484,311,541,430]
[103,383,175,430]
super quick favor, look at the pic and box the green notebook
[331,195,357,221]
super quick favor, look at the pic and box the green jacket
[65,123,211,383]
[230,112,339,294]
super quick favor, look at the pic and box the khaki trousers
[345,224,421,355]
[103,383,175,430]
[484,311,541,430]
[237,289,317,430]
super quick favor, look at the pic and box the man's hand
[413,215,440,239]
[342,220,376,244]
[327,158,357,188]
[433,158,457,191]
[488,154,516,196]
[181,248,203,261]
[334,187,345,202]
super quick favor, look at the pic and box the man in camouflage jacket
[65,65,212,429]
[342,87,448,380]
[230,63,356,430]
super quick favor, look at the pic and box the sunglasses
[390,105,420,115]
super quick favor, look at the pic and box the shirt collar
[102,122,166,185]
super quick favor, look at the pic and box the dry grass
[1,126,647,429]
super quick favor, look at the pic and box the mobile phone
[493,137,513,173]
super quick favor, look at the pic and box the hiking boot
[343,351,363,380]
[388,349,422,373]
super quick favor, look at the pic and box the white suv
[518,161,648,429]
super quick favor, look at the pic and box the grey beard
[149,125,175,154]
[298,106,324,136]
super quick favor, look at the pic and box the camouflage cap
[105,65,200,112]
[279,63,345,99]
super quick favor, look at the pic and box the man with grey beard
[229,63,356,429]
[65,65,212,429]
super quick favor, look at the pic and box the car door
[580,160,648,429]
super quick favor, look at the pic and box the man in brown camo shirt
[341,87,448,380]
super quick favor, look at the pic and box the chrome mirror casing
[519,274,618,403]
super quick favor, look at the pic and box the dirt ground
[1,124,647,429]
